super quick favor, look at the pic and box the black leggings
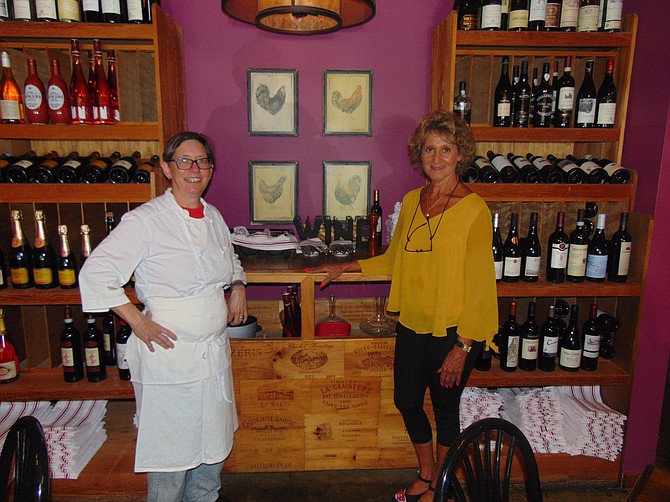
[393,323,481,447]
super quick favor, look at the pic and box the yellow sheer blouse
[359,188,498,348]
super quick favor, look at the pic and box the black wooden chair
[0,416,50,502]
[433,417,543,502]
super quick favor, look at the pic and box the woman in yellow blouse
[308,111,498,502]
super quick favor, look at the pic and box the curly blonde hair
[407,111,475,177]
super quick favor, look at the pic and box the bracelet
[229,280,246,289]
[453,340,472,354]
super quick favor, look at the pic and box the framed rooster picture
[248,68,298,136]
[249,161,298,224]
[323,70,373,136]
[323,161,371,220]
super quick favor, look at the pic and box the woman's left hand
[437,347,468,388]
[227,286,248,326]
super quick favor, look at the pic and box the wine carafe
[315,295,351,337]
[359,296,396,336]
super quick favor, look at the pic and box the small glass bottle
[0,309,20,383]
[453,80,472,125]
[1,51,25,124]
[315,295,351,337]
[359,296,396,336]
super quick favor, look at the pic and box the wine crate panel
[377,409,413,448]
[304,446,357,471]
[230,341,276,380]
[237,379,312,415]
[343,338,395,377]
[304,412,379,449]
[355,447,418,469]
[310,378,381,414]
[273,341,345,380]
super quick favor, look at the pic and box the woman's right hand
[305,261,361,289]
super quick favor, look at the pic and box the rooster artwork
[331,84,363,114]
[255,84,286,115]
[334,174,362,209]
[324,71,371,135]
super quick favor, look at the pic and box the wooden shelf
[0,20,156,41]
[0,286,139,305]
[469,125,621,143]
[455,29,634,49]
[0,123,160,141]
[0,183,153,204]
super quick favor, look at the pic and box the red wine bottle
[487,150,520,183]
[84,313,107,382]
[566,155,609,184]
[600,0,623,32]
[473,156,500,183]
[585,213,608,282]
[499,300,520,372]
[57,224,78,289]
[559,304,581,371]
[80,151,120,183]
[519,301,539,371]
[577,0,599,32]
[544,0,560,30]
[102,0,126,23]
[492,212,503,282]
[596,59,617,128]
[370,189,383,249]
[116,317,132,380]
[493,56,512,127]
[134,155,159,183]
[23,58,49,125]
[520,211,541,282]
[585,155,631,184]
[56,151,101,183]
[546,211,568,283]
[538,305,560,372]
[554,56,575,128]
[580,303,600,371]
[502,212,521,282]
[82,0,103,22]
[109,151,141,183]
[33,152,72,183]
[9,210,33,288]
[547,154,587,184]
[47,58,72,125]
[36,0,58,21]
[58,0,80,22]
[102,310,117,366]
[528,0,546,30]
[0,309,20,383]
[527,153,563,183]
[12,0,37,21]
[532,62,554,127]
[60,305,84,383]
[566,208,588,282]
[508,153,541,183]
[608,212,632,283]
[575,60,596,127]
[512,60,530,127]
[559,0,578,31]
[508,0,529,31]
[70,39,93,125]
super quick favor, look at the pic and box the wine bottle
[0,1,9,20]
[102,309,116,366]
[608,212,632,283]
[532,62,554,127]
[580,303,601,371]
[596,58,617,128]
[529,66,538,124]
[23,58,49,125]
[508,152,541,183]
[559,304,581,371]
[459,163,480,183]
[33,152,71,183]
[87,50,96,103]
[499,300,520,372]
[544,0,560,30]
[538,305,561,371]
[456,0,480,30]
[35,0,58,21]
[492,212,504,282]
[453,81,472,125]
[12,0,36,21]
[47,58,72,125]
[575,60,596,127]
[566,155,609,184]
[502,212,521,282]
[32,209,58,289]
[519,301,539,371]
[547,154,587,183]
[9,210,33,288]
[585,213,608,282]
[559,0,579,31]
[56,151,100,183]
[1,51,25,124]
[57,224,78,289]
[577,0,599,32]
[487,150,520,183]
[600,0,623,32]
[107,50,120,122]
[551,59,559,118]
[474,343,492,371]
[6,151,56,183]
[526,153,563,183]
[80,224,92,269]
[84,313,106,382]
[116,317,131,380]
[70,39,93,125]
[80,151,120,183]
[370,189,383,248]
[493,56,512,127]
[501,0,509,29]
[0,309,19,383]
[566,208,588,282]
[106,211,116,235]
[126,0,153,23]
[512,60,530,127]
[528,0,546,30]
[282,292,296,338]
[473,155,500,183]
[508,0,528,31]
[101,0,125,22]
[480,0,502,30]
[546,211,568,283]
[57,0,80,21]
[520,211,541,282]
[585,155,631,184]
[92,39,113,124]
[60,305,84,383]
[82,0,102,21]
[109,150,141,183]
[287,284,302,337]
[554,56,575,127]
[134,154,159,183]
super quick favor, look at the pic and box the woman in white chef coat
[80,131,247,502]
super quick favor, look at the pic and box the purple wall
[163,0,670,477]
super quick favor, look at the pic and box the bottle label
[85,347,102,367]
[112,159,133,171]
[508,9,529,29]
[490,156,514,172]
[577,98,596,124]
[61,347,75,368]
[583,334,601,357]
[58,269,77,286]
[14,159,34,168]
[11,268,30,285]
[459,14,478,30]
[559,348,581,368]
[13,1,32,18]
[504,256,521,277]
[586,254,608,279]
[0,100,21,120]
[103,332,111,352]
[116,343,129,370]
[502,0,509,14]
[113,107,121,122]
[497,101,511,118]
[35,0,57,19]
[73,105,89,121]
[127,0,143,21]
[535,93,554,120]
[24,85,44,110]
[58,0,81,20]
[521,338,539,360]
[550,243,568,269]
[579,160,599,174]
[529,0,546,22]
[101,0,121,15]
[33,268,54,285]
[541,336,558,358]
[604,0,623,30]
[532,158,552,170]
[0,361,18,381]
[558,87,575,111]
[603,163,623,176]
[0,268,4,287]
[567,243,587,276]
[494,260,503,280]
[83,0,99,10]
[505,336,519,367]
[48,85,66,111]
[597,103,616,125]
[0,0,7,17]
[481,5,502,29]
[98,105,110,120]
[618,243,632,275]
[559,0,579,28]
[523,256,541,277]
[545,3,560,28]
[577,5,600,31]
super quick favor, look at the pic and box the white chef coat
[79,189,245,472]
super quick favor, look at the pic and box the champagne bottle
[566,209,588,282]
[544,0,560,30]
[84,313,106,382]
[508,0,529,31]
[456,0,480,30]
[370,189,382,248]
[532,62,554,127]
[107,50,120,122]
[92,39,113,124]
[585,155,631,184]
[480,0,502,30]
[134,155,159,183]
[600,0,623,32]
[56,151,101,183]
[32,209,58,289]
[35,0,58,21]
[512,60,530,127]
[57,0,80,21]
[554,56,575,128]
[507,152,541,183]
[57,224,78,288]
[547,154,587,183]
[60,305,84,383]
[23,58,49,125]
[102,310,116,366]
[538,305,560,371]
[559,0,579,31]
[493,56,512,127]
[70,39,93,125]
[492,212,504,282]
[116,317,131,380]
[559,304,581,371]
[528,0,546,30]
[526,153,563,184]
[546,211,568,283]
[0,309,19,383]
[9,210,33,288]
[608,212,632,283]
[502,212,521,282]
[520,211,541,282]
[575,60,596,127]
[473,156,500,183]
[596,59,617,128]
[487,150,520,183]
[519,301,539,371]
[82,0,102,21]
[577,0,599,32]
[1,51,24,124]
[109,151,141,183]
[47,58,72,125]
[102,0,126,22]
[453,81,472,125]
[80,224,92,269]
[585,213,608,282]
[499,300,520,372]
[580,303,601,371]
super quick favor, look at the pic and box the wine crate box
[237,379,312,415]
[273,341,345,379]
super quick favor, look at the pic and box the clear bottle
[9,210,34,288]
[359,296,396,336]
[502,212,521,283]
[0,309,20,383]
[580,303,601,371]
[512,60,530,127]
[493,56,512,127]
[554,56,575,128]
[559,304,581,371]
[1,51,24,124]
[585,213,608,282]
[107,50,120,122]
[47,58,72,124]
[24,58,49,125]
[499,300,519,372]
[566,208,588,282]
[492,212,503,282]
[60,305,84,383]
[116,317,132,380]
[70,39,93,125]
[92,39,113,124]
[596,59,617,128]
[32,209,58,289]
[453,81,472,125]
[546,210,568,283]
[315,295,351,337]
[519,301,539,371]
[575,60,596,127]
[538,305,560,372]
[608,212,632,283]
[521,211,541,281]
[57,224,78,289]
[84,313,106,382]
[480,0,502,30]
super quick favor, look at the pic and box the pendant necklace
[424,180,460,218]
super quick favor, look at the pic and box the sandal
[393,474,432,502]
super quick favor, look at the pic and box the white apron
[126,289,238,472]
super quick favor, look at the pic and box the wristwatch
[453,340,472,354]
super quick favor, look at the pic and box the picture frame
[249,161,299,224]
[323,70,373,136]
[323,161,371,220]
[248,68,298,136]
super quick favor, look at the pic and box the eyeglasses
[170,157,214,170]
[404,221,433,253]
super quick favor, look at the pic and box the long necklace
[423,179,460,218]
[405,180,461,251]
